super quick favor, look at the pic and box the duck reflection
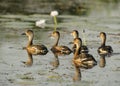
[99,56,106,68]
[22,50,33,66]
[73,65,81,81]
[50,52,59,69]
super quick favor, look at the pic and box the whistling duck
[50,31,72,55]
[71,30,89,54]
[73,38,97,69]
[22,30,48,55]
[72,38,97,81]
[98,32,113,57]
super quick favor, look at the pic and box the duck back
[74,53,97,69]
[98,45,113,57]
[27,44,48,55]
[51,46,72,55]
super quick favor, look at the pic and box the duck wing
[27,45,48,55]
[51,46,72,55]
[75,53,97,69]
[98,45,113,57]
[81,45,89,53]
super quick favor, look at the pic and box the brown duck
[50,31,72,55]
[71,30,89,54]
[22,30,48,55]
[73,38,97,69]
[98,32,113,57]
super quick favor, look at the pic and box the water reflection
[73,57,98,82]
[73,65,81,81]
[50,49,72,69]
[50,52,59,69]
[22,50,33,66]
[99,56,106,68]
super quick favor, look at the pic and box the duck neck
[101,36,106,46]
[74,43,81,59]
[27,35,33,47]
[74,33,79,39]
[54,34,60,46]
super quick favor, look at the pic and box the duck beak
[21,33,26,35]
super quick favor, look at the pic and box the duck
[50,31,72,55]
[73,38,97,69]
[22,50,33,66]
[22,30,48,55]
[98,32,113,57]
[71,30,89,54]
[72,38,97,81]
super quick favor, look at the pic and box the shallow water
[0,14,120,86]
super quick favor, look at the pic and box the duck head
[99,32,106,46]
[22,30,34,46]
[22,30,34,38]
[71,30,79,38]
[51,31,60,38]
[73,38,82,49]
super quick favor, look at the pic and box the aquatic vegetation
[50,10,59,31]
[35,19,46,28]
[17,74,34,80]
[47,75,63,82]
[20,76,34,80]
[50,10,59,17]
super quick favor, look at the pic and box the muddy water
[0,14,120,86]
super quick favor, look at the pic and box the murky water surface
[0,13,120,86]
